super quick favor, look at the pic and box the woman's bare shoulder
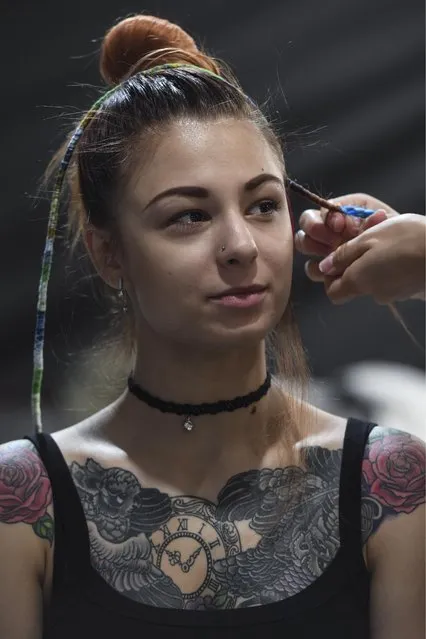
[0,438,52,594]
[0,438,54,543]
[51,403,120,459]
[360,425,425,538]
[296,404,349,451]
[0,438,46,637]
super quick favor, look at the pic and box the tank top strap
[338,417,377,552]
[24,433,91,588]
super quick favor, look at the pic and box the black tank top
[25,417,375,638]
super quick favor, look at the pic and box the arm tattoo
[0,441,54,545]
[361,427,426,541]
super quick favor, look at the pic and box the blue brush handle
[340,205,376,219]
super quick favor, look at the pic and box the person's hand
[311,213,426,304]
[295,193,399,262]
[295,193,425,304]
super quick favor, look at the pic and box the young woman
[0,15,424,639]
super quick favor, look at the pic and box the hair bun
[100,15,212,86]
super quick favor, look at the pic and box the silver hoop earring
[118,277,128,313]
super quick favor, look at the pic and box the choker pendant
[183,416,195,432]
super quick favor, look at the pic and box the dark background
[1,0,424,441]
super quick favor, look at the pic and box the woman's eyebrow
[143,186,208,211]
[143,173,284,211]
[245,173,284,191]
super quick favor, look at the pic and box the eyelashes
[169,210,209,228]
[249,198,281,217]
[167,198,282,230]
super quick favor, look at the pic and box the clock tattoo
[151,498,241,605]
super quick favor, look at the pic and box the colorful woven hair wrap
[31,62,256,433]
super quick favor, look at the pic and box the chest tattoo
[70,444,343,610]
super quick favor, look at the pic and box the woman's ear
[84,226,122,288]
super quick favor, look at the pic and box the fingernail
[319,254,334,273]
[327,212,337,227]
[328,211,343,231]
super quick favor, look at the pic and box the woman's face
[117,118,293,351]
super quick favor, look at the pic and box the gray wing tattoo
[71,458,183,607]
[87,521,182,607]
[212,446,342,605]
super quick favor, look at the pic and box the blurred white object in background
[341,361,426,441]
[308,361,425,441]
[308,361,426,441]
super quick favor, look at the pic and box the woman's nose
[217,217,258,267]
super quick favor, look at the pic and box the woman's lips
[209,288,267,308]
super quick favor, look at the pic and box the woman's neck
[104,383,283,497]
[103,338,280,464]
[131,338,267,406]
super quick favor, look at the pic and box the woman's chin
[199,315,277,350]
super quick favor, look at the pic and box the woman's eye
[249,199,280,217]
[169,210,209,227]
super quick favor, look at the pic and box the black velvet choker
[127,372,272,431]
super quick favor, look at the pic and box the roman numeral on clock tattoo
[160,524,171,538]
[177,518,188,531]
[209,577,221,592]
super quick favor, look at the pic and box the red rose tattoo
[363,429,426,515]
[0,443,53,544]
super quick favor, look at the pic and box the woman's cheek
[270,251,293,308]
[268,238,293,277]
